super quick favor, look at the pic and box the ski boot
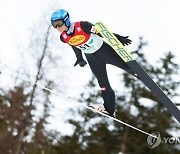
[88,104,116,118]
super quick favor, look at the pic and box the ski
[95,21,180,123]
[35,82,158,138]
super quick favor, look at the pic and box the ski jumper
[60,21,135,115]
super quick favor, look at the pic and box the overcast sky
[0,0,180,133]
[0,0,179,82]
[0,0,180,95]
[1,0,180,63]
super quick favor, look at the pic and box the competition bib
[76,33,103,54]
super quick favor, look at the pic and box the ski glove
[115,34,132,46]
[74,59,87,67]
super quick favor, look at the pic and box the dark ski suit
[60,21,135,115]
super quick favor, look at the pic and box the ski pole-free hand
[116,35,132,46]
[74,59,87,67]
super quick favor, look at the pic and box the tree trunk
[14,129,25,154]
[13,25,51,154]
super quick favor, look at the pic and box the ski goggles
[51,20,64,28]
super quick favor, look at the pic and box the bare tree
[0,11,67,153]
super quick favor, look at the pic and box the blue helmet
[51,9,71,27]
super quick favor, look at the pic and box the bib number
[78,43,91,50]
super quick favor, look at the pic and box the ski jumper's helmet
[51,9,71,27]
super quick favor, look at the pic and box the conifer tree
[53,37,180,154]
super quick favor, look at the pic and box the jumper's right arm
[60,35,87,67]
[71,46,87,67]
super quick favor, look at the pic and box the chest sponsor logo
[68,35,85,46]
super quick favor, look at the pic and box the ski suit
[60,21,135,115]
